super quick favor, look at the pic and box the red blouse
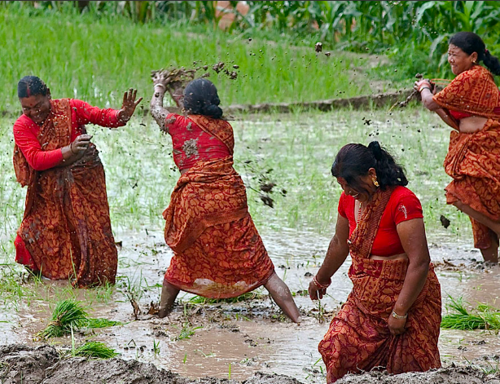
[165,113,231,171]
[338,186,423,256]
[13,99,123,171]
[449,110,472,120]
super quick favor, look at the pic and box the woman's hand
[388,312,407,336]
[70,134,92,154]
[118,89,143,123]
[414,79,433,93]
[308,279,328,300]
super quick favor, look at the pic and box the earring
[373,178,380,187]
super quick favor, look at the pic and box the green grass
[0,7,380,113]
[441,296,500,330]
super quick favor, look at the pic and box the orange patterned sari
[434,65,500,249]
[163,115,274,298]
[13,99,117,288]
[319,188,441,383]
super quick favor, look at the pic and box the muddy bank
[0,344,301,384]
[2,345,500,384]
[337,367,500,384]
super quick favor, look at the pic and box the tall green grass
[0,7,375,112]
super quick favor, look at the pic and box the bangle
[391,311,408,319]
[154,83,166,89]
[419,86,431,93]
[69,143,76,154]
[313,275,331,289]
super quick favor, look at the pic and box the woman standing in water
[309,142,441,383]
[13,76,142,287]
[415,31,500,262]
[150,74,300,322]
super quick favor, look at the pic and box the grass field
[0,7,392,113]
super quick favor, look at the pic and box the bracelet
[391,311,408,319]
[154,83,166,89]
[69,143,76,155]
[419,86,431,93]
[313,275,331,289]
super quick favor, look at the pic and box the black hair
[331,141,408,194]
[449,32,500,76]
[18,76,49,98]
[183,78,223,119]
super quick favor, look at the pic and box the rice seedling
[38,299,121,339]
[187,290,265,305]
[441,296,500,331]
[73,341,119,359]
[153,340,160,356]
[176,322,203,341]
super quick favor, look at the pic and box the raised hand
[118,89,143,123]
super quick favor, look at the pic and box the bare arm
[415,80,459,130]
[388,218,430,335]
[309,215,350,300]
[150,84,170,133]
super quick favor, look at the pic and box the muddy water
[2,228,500,383]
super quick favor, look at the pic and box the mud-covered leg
[264,272,301,323]
[159,281,180,318]
[480,231,499,263]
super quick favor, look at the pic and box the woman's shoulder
[390,186,420,201]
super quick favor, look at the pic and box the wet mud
[2,229,500,383]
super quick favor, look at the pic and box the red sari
[163,114,274,298]
[433,65,500,249]
[13,99,118,287]
[319,188,441,383]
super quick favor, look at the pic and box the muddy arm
[150,84,170,133]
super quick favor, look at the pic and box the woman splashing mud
[150,73,300,323]
[309,142,441,383]
[13,76,142,287]
[415,32,500,263]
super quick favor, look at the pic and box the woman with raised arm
[150,73,300,323]
[415,31,500,262]
[13,76,142,287]
[309,142,441,383]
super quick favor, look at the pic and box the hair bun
[203,104,223,119]
[368,141,383,160]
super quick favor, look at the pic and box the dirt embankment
[2,344,500,384]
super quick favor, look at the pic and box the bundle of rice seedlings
[85,318,122,329]
[441,296,500,330]
[38,299,122,339]
[73,341,118,359]
[38,299,88,339]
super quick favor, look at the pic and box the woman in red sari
[309,142,441,383]
[13,76,142,287]
[415,32,500,262]
[150,75,300,323]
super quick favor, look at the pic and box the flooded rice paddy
[1,227,500,383]
[1,111,500,382]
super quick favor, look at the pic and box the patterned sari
[163,115,274,298]
[13,99,117,287]
[433,65,500,248]
[319,188,441,383]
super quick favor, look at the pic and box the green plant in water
[38,299,122,339]
[153,340,160,356]
[73,341,119,359]
[441,296,500,330]
[177,322,202,340]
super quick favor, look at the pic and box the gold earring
[373,178,379,187]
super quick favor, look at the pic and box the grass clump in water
[38,299,121,339]
[441,296,500,330]
[73,341,118,359]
